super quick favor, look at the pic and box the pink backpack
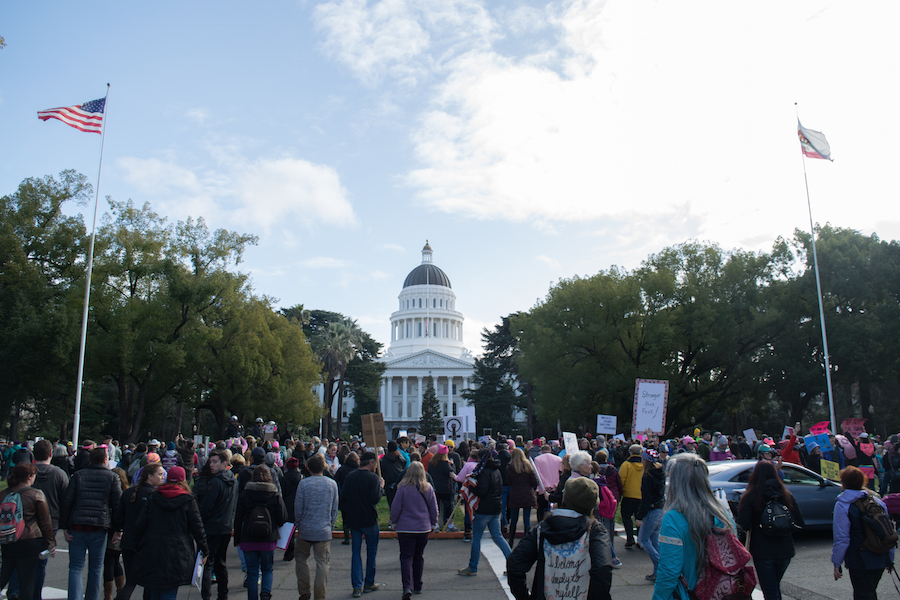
[692,528,757,600]
[596,484,617,520]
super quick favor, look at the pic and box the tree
[418,376,443,438]
[345,333,386,436]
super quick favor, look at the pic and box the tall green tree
[418,376,443,438]
[346,333,386,436]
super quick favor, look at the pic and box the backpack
[759,499,800,537]
[692,528,757,600]
[245,504,273,539]
[127,453,144,478]
[596,484,617,520]
[539,522,592,600]
[0,491,25,544]
[853,495,899,554]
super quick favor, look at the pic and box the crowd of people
[0,419,897,600]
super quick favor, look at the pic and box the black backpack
[854,495,899,554]
[759,499,800,537]
[246,504,273,539]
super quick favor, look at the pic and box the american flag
[38,98,106,134]
[460,453,490,519]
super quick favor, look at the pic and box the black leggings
[436,493,453,526]
[0,538,42,600]
[104,549,124,582]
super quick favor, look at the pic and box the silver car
[706,459,842,530]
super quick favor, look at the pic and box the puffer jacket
[473,457,503,515]
[832,488,894,570]
[59,464,122,529]
[195,469,238,535]
[507,509,612,600]
[618,455,644,500]
[132,486,209,588]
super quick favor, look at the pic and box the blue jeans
[601,517,617,559]
[500,486,510,528]
[468,513,511,572]
[243,550,274,600]
[637,509,662,575]
[754,557,791,600]
[68,530,108,600]
[350,525,380,590]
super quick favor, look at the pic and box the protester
[234,466,287,600]
[334,451,359,546]
[507,476,613,600]
[104,469,130,600]
[132,466,208,600]
[618,444,644,548]
[458,448,512,576]
[635,449,665,581]
[506,448,539,548]
[280,457,303,562]
[195,450,238,600]
[114,462,163,600]
[831,465,894,599]
[390,462,439,599]
[341,451,384,597]
[737,460,804,600]
[709,436,734,462]
[0,464,56,600]
[294,453,338,600]
[60,447,123,600]
[381,442,406,508]
[428,445,457,531]
[533,444,561,521]
[652,454,736,600]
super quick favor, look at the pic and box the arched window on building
[418,298,422,308]
[418,322,422,337]
[452,403,457,416]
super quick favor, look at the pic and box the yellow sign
[821,459,840,481]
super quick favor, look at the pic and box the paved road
[21,528,900,600]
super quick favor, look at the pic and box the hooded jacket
[132,488,208,588]
[33,462,68,529]
[507,509,613,600]
[635,462,665,520]
[233,481,287,545]
[473,457,503,515]
[115,483,157,552]
[380,453,406,490]
[832,488,894,570]
[735,478,804,560]
[618,455,644,500]
[195,468,238,535]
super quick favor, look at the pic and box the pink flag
[809,421,831,435]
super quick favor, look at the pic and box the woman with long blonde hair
[506,448,538,548]
[390,462,438,599]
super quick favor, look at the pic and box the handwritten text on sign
[632,379,669,435]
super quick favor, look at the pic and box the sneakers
[352,590,362,598]
[611,558,623,569]
[458,567,477,576]
[463,534,471,542]
[402,589,412,600]
[447,524,459,532]
[624,540,635,549]
[363,583,383,593]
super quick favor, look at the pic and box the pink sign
[809,421,831,435]
[841,418,868,439]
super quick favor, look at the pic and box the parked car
[706,459,842,530]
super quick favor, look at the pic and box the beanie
[562,477,599,516]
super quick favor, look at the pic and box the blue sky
[2,1,899,355]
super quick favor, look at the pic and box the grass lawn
[334,496,466,531]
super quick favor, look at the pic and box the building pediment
[383,350,473,370]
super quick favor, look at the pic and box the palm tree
[320,318,363,439]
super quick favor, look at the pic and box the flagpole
[72,84,110,446]
[795,103,837,436]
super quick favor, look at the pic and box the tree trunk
[323,374,336,439]
[336,376,345,438]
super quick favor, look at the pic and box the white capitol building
[331,242,479,438]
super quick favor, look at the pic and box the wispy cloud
[298,257,348,269]
[186,108,209,124]
[536,254,561,270]
[378,243,407,252]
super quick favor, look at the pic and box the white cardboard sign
[563,432,578,455]
[632,379,669,435]
[596,414,617,435]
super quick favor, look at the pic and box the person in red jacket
[780,423,802,466]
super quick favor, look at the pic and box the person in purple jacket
[831,465,895,600]
[389,462,438,600]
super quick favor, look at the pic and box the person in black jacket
[380,442,406,508]
[60,447,123,600]
[195,451,238,600]
[238,448,282,495]
[114,462,163,600]
[736,460,804,600]
[634,449,665,581]
[341,452,385,597]
[496,439,513,535]
[234,467,287,600]
[458,448,512,576]
[334,452,359,546]
[428,446,457,531]
[280,457,303,561]
[132,466,208,600]
[506,476,613,600]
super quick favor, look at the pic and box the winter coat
[831,488,894,570]
[339,468,382,530]
[380,453,406,490]
[507,509,612,600]
[652,510,732,600]
[132,487,209,589]
[709,448,733,462]
[334,460,358,491]
[496,447,512,486]
[233,481,287,545]
[473,458,504,515]
[59,464,122,530]
[114,483,156,552]
[237,462,282,495]
[33,462,68,529]
[618,456,644,500]
[428,459,455,496]
[281,467,303,523]
[598,464,623,501]
[736,478,804,560]
[390,483,438,533]
[635,463,665,520]
[196,469,239,535]
[0,486,55,549]
[506,466,539,510]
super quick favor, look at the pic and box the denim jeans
[68,529,108,600]
[468,513,511,572]
[500,486,510,528]
[600,517,617,559]
[243,550,274,600]
[636,508,662,575]
[754,557,791,600]
[350,525,380,590]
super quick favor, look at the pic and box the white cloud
[186,108,209,124]
[298,257,348,269]
[536,254,561,270]
[117,154,357,232]
[378,243,407,252]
